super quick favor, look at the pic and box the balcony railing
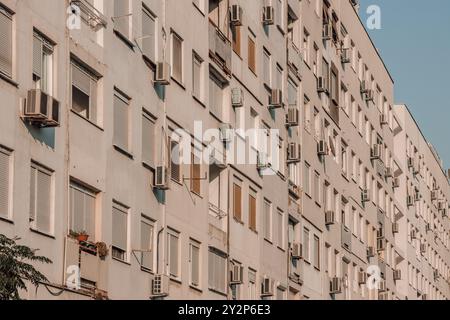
[209,202,228,219]
[208,20,232,76]
[71,0,107,31]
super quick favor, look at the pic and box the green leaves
[0,234,52,300]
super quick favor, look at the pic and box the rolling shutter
[0,7,12,77]
[0,150,9,218]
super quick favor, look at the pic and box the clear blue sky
[359,0,450,169]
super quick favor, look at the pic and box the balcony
[208,20,232,76]
[70,0,107,31]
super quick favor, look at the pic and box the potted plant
[69,230,89,243]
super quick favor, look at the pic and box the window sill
[140,266,154,274]
[30,228,55,240]
[233,217,244,226]
[113,145,134,160]
[170,277,182,285]
[112,256,131,266]
[192,94,206,108]
[0,216,13,225]
[0,72,19,88]
[192,3,205,16]
[189,285,203,293]
[208,288,227,297]
[70,110,104,131]
[142,161,155,171]
[113,29,136,50]
[264,238,273,245]
[171,76,186,90]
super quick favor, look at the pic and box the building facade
[0,0,448,300]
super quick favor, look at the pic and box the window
[112,201,128,261]
[69,181,96,238]
[249,192,257,231]
[209,71,225,117]
[192,53,203,100]
[171,32,183,83]
[275,64,283,92]
[113,0,130,38]
[169,138,181,182]
[303,29,310,64]
[0,4,12,78]
[141,6,156,62]
[140,217,154,271]
[167,229,180,278]
[276,286,285,300]
[233,183,242,222]
[276,209,284,249]
[70,60,98,123]
[189,240,201,287]
[314,235,320,269]
[142,111,155,166]
[313,171,320,204]
[304,163,311,196]
[0,147,11,219]
[303,228,310,262]
[263,48,271,87]
[33,31,54,94]
[248,269,257,300]
[29,163,52,234]
[208,248,226,294]
[190,149,201,195]
[288,78,297,106]
[263,199,272,241]
[113,89,130,152]
[248,35,256,73]
[232,25,241,55]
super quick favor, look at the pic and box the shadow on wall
[25,123,56,149]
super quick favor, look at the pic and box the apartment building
[0,0,448,300]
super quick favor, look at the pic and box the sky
[359,0,450,169]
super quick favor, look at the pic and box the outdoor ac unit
[367,246,376,258]
[410,229,417,240]
[286,106,299,127]
[317,140,328,156]
[154,166,169,190]
[257,152,270,170]
[261,277,274,297]
[269,89,283,108]
[371,144,382,160]
[229,4,243,26]
[322,23,332,40]
[360,80,369,94]
[378,280,387,292]
[392,222,399,234]
[325,211,335,226]
[420,243,426,254]
[262,6,274,25]
[152,274,169,297]
[377,238,386,252]
[317,76,328,93]
[291,242,302,260]
[358,271,367,285]
[154,62,171,85]
[380,114,388,125]
[219,123,232,143]
[231,87,244,107]
[431,190,438,201]
[230,264,244,285]
[393,269,401,281]
[287,143,301,163]
[341,48,351,64]
[393,178,400,188]
[361,189,370,203]
[330,277,342,294]
[385,167,393,178]
[407,195,414,207]
[24,89,60,127]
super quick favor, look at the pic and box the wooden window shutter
[233,183,242,221]
[33,34,43,79]
[113,91,129,151]
[0,150,9,217]
[249,194,256,231]
[191,152,201,195]
[248,37,256,73]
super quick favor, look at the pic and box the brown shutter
[233,184,242,221]
[249,195,256,231]
[191,152,201,195]
[248,37,256,73]
[0,150,9,217]
[232,26,241,55]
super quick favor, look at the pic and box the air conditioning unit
[392,222,399,234]
[377,238,386,252]
[361,189,370,203]
[410,229,417,240]
[317,140,328,156]
[378,280,387,292]
[330,277,342,294]
[154,62,171,85]
[358,271,367,285]
[367,246,376,258]
[406,195,414,207]
[154,166,169,190]
[219,123,232,143]
[371,144,382,160]
[24,89,60,127]
[287,143,301,163]
[341,48,351,64]
[393,178,400,189]
[231,87,244,107]
[317,76,328,93]
[291,242,302,260]
[420,243,426,254]
[262,6,274,25]
[261,276,274,297]
[229,4,243,26]
[364,90,374,102]
[230,264,244,284]
[385,167,393,178]
[286,106,299,127]
[325,210,335,226]
[431,190,438,201]
[152,274,169,297]
[393,269,401,281]
[269,89,283,108]
[322,23,332,40]
[257,152,270,170]
[380,114,388,126]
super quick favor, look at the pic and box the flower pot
[77,234,89,242]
